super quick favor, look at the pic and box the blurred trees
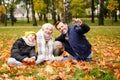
[107,0,119,22]
[0,0,120,26]
[71,0,89,18]
[0,5,7,26]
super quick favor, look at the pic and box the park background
[0,0,120,80]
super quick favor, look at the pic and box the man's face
[56,22,68,34]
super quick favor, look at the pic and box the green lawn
[0,19,120,26]
[0,27,120,80]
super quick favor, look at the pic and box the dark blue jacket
[55,23,92,60]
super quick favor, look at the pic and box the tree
[107,0,119,22]
[25,0,30,23]
[9,0,16,26]
[64,0,72,24]
[98,0,104,25]
[51,0,57,24]
[56,0,64,21]
[71,0,87,18]
[43,0,50,22]
[0,4,7,26]
[118,0,120,19]
[91,0,95,23]
[31,0,37,26]
[33,0,47,21]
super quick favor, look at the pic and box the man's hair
[55,21,66,29]
[55,21,61,29]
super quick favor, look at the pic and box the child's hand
[22,57,29,62]
[29,57,35,63]
[22,57,35,65]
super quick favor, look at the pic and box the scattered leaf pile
[0,28,120,80]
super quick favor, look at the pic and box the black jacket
[11,38,37,62]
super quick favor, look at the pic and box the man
[55,19,92,62]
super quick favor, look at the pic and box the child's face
[27,34,36,42]
[43,27,53,35]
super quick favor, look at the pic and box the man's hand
[73,18,82,26]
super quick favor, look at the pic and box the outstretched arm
[73,18,90,34]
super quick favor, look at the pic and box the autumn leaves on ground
[0,27,120,80]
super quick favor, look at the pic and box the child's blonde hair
[25,31,36,40]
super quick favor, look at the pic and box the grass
[0,18,120,27]
[0,26,120,79]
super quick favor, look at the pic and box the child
[7,31,37,66]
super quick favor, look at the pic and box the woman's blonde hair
[42,23,54,30]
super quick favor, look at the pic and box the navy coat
[55,23,92,60]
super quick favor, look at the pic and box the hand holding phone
[73,18,82,26]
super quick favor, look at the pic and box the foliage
[0,5,6,15]
[107,0,119,11]
[70,0,88,18]
[33,0,47,13]
[0,27,120,80]
[56,0,64,14]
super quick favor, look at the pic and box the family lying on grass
[7,19,92,66]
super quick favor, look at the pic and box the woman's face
[56,22,68,34]
[27,34,36,42]
[43,27,53,36]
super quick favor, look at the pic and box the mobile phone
[73,21,80,26]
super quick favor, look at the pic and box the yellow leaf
[44,65,54,74]
[113,63,120,69]
[114,50,119,54]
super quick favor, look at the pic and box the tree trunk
[44,14,48,23]
[0,0,1,4]
[10,7,14,26]
[51,0,57,24]
[64,0,72,24]
[118,0,120,19]
[31,0,37,26]
[2,0,7,26]
[98,0,104,25]
[37,13,42,21]
[26,0,30,23]
[114,11,117,22]
[91,0,94,23]
[57,14,60,21]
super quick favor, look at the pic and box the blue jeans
[85,58,92,62]
[61,56,92,62]
[61,57,76,61]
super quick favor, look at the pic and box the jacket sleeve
[74,23,90,34]
[11,39,26,62]
[29,47,37,60]
[55,34,65,42]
